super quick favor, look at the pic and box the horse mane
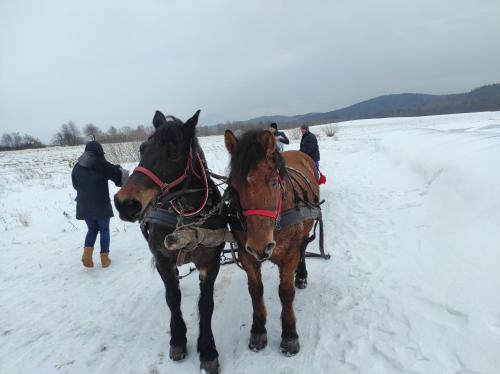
[229,130,287,184]
[151,115,185,145]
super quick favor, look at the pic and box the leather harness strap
[241,175,283,221]
[134,166,187,191]
[134,151,209,217]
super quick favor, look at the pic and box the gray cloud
[1,0,499,142]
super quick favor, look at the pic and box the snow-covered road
[1,112,499,373]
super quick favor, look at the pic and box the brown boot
[100,252,111,268]
[82,247,94,268]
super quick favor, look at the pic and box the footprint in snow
[417,297,469,327]
[419,168,444,196]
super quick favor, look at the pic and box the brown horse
[224,129,320,356]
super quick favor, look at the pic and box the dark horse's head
[114,110,200,222]
[225,129,287,261]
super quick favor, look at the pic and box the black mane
[229,130,287,184]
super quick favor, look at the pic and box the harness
[241,174,283,221]
[138,145,227,245]
[138,147,329,272]
[227,166,329,262]
[135,149,210,217]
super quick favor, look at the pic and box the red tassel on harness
[318,173,326,185]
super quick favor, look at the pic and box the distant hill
[197,84,500,136]
[242,83,500,126]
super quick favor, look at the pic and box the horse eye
[271,179,278,188]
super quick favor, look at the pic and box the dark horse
[224,129,320,356]
[114,110,223,373]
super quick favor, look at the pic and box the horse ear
[185,110,201,128]
[224,130,238,155]
[258,130,276,158]
[183,110,200,139]
[152,110,167,129]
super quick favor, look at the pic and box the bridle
[134,149,209,217]
[241,173,284,227]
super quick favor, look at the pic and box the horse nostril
[245,244,254,255]
[264,241,276,256]
[117,198,142,220]
[124,198,142,213]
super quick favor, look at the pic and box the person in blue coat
[72,141,126,268]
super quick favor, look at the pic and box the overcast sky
[1,0,499,142]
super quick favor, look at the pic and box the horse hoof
[169,344,187,361]
[295,277,308,289]
[280,337,300,356]
[248,333,267,351]
[200,357,220,374]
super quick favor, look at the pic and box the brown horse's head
[114,110,200,222]
[225,129,287,262]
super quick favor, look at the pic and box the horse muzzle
[114,195,143,222]
[245,241,276,262]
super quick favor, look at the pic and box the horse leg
[243,258,267,351]
[155,256,188,361]
[295,239,309,289]
[197,261,220,374]
[279,258,301,356]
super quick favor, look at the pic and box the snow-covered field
[1,112,500,374]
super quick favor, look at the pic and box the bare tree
[106,126,119,142]
[52,121,83,146]
[12,132,23,148]
[83,123,102,141]
[1,132,44,150]
[22,134,43,147]
[1,133,13,147]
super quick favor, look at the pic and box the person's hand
[120,168,130,185]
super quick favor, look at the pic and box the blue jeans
[84,218,110,253]
[315,161,320,179]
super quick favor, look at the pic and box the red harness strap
[242,174,283,221]
[134,166,187,191]
[133,153,209,217]
[170,154,209,217]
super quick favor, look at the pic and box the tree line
[51,122,154,146]
[0,122,155,151]
[1,118,312,151]
[0,133,44,151]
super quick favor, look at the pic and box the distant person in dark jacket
[72,141,128,268]
[299,124,321,177]
[269,123,289,152]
